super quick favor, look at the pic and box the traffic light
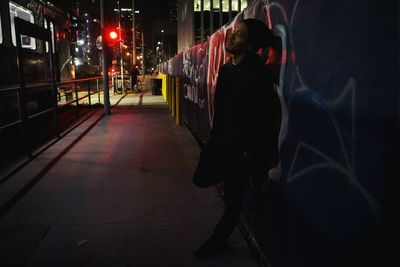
[109,30,118,40]
[105,27,119,47]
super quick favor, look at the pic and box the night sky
[120,0,171,20]
[100,0,174,48]
[100,0,172,22]
[50,0,174,52]
[81,0,170,18]
[51,1,172,27]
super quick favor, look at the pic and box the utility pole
[141,31,145,77]
[100,0,110,115]
[132,0,136,66]
[228,0,232,21]
[210,0,214,34]
[219,0,223,28]
[117,1,124,92]
[161,29,164,61]
[200,0,204,42]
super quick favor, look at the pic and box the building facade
[177,0,250,52]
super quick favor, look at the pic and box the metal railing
[0,76,104,159]
[0,76,103,128]
[111,73,132,94]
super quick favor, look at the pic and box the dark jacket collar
[228,52,262,68]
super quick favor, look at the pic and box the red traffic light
[109,31,118,40]
[104,27,119,46]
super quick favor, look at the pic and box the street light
[161,30,164,61]
[100,0,111,115]
[132,0,136,66]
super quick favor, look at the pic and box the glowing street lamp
[160,30,164,60]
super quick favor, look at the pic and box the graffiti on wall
[267,0,385,237]
[163,0,399,265]
[263,0,399,265]
[182,43,208,109]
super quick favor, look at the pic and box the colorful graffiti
[162,0,399,266]
[182,43,207,109]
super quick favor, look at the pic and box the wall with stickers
[160,0,399,266]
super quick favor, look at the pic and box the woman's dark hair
[241,18,274,52]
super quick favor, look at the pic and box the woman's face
[225,22,250,56]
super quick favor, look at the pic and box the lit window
[231,0,238,11]
[9,1,36,50]
[200,0,238,12]
[210,0,230,11]
[197,0,240,12]
[194,0,200,11]
[241,0,248,11]
[74,58,82,66]
[204,0,210,11]
[44,19,56,53]
[195,0,211,11]
[222,0,230,12]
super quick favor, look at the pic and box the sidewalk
[0,80,259,266]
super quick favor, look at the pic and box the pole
[117,1,124,92]
[47,20,60,139]
[161,30,164,61]
[176,76,181,125]
[219,0,223,28]
[100,0,111,115]
[228,0,232,21]
[141,31,145,77]
[210,0,214,34]
[132,0,137,66]
[200,0,204,41]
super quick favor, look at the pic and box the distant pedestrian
[131,65,140,91]
[193,18,281,258]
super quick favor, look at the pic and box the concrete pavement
[0,78,259,266]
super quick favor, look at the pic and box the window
[230,0,247,11]
[240,0,248,11]
[194,0,211,11]
[212,1,231,12]
[195,0,245,12]
[221,0,230,12]
[231,0,239,11]
[44,19,55,53]
[9,1,36,49]
[194,0,204,11]
[214,1,220,10]
[195,0,200,11]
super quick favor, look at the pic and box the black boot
[193,235,229,259]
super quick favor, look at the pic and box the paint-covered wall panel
[163,1,399,265]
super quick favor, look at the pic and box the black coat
[209,52,281,168]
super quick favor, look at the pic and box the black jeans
[213,151,250,241]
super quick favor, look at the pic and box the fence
[158,0,400,266]
[0,76,104,170]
